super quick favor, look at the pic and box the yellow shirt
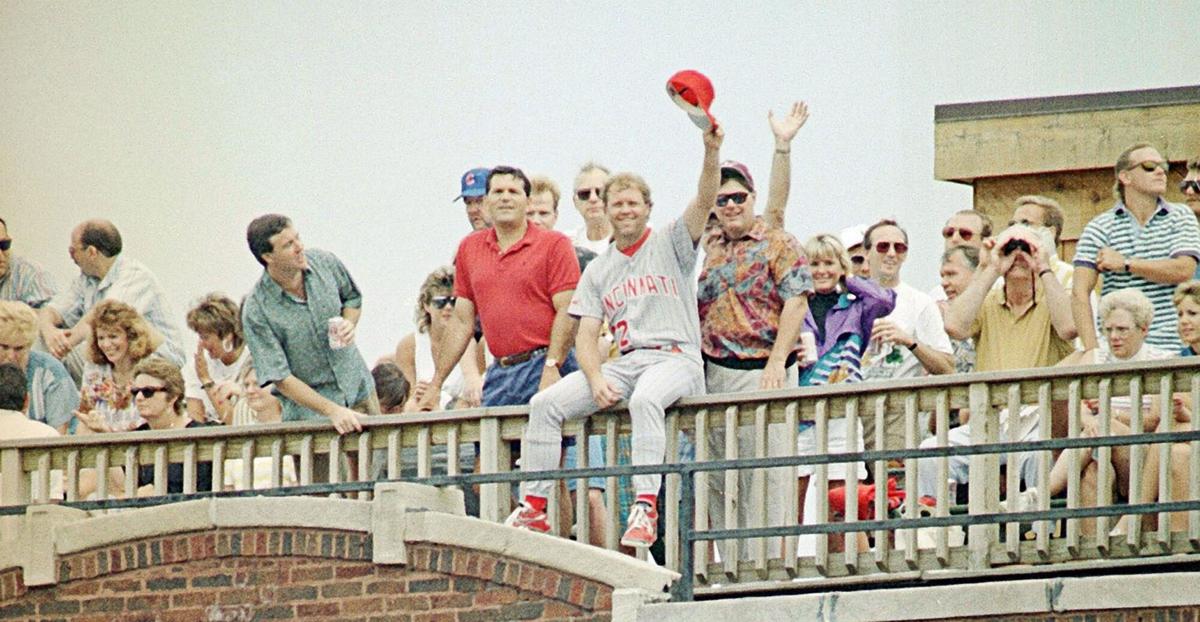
[970,283,1075,372]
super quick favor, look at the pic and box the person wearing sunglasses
[1072,143,1200,353]
[1179,157,1199,218]
[395,266,482,412]
[696,102,811,559]
[930,209,992,303]
[0,217,57,310]
[838,224,871,279]
[508,125,720,549]
[126,357,217,496]
[570,162,615,254]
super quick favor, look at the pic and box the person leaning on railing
[395,266,482,412]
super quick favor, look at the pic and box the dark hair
[942,245,980,270]
[372,362,410,414]
[486,166,531,197]
[0,364,27,411]
[863,219,908,247]
[246,214,292,268]
[79,220,122,257]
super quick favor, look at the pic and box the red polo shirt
[454,223,581,358]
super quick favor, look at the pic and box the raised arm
[944,244,1004,340]
[763,101,809,230]
[1034,243,1077,341]
[685,127,724,242]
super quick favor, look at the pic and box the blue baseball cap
[454,167,490,201]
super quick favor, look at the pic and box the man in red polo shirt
[420,166,580,409]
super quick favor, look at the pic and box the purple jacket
[803,276,897,358]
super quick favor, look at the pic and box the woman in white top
[395,267,483,411]
[183,293,251,425]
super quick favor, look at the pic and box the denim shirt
[242,248,372,422]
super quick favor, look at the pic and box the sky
[2,1,1198,362]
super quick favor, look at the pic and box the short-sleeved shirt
[0,256,57,309]
[862,281,953,381]
[1074,200,1200,350]
[48,256,185,366]
[569,217,702,362]
[25,351,78,429]
[969,284,1075,372]
[454,224,580,358]
[182,347,251,423]
[241,248,373,422]
[698,218,813,360]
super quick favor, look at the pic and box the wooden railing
[5,357,1200,595]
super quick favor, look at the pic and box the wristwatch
[905,340,919,352]
[200,381,215,390]
[544,357,560,369]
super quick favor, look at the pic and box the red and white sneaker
[504,503,550,534]
[620,503,658,548]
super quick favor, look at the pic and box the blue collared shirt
[241,248,372,422]
[25,351,79,428]
[47,255,185,366]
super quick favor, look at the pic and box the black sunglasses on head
[715,192,749,207]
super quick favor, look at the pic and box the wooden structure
[934,85,1200,259]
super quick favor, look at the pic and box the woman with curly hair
[395,266,483,411]
[74,299,166,433]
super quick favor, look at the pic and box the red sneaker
[504,504,550,534]
[620,503,658,548]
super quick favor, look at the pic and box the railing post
[967,382,996,570]
[673,464,695,602]
[479,417,505,523]
[1,447,27,542]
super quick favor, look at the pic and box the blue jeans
[482,350,579,407]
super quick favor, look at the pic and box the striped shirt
[1074,200,1200,350]
[0,256,57,308]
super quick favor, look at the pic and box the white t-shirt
[862,281,953,381]
[571,226,612,255]
[183,347,251,423]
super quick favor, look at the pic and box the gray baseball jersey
[569,217,702,362]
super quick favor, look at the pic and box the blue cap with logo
[454,167,490,202]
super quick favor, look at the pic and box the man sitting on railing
[506,123,720,548]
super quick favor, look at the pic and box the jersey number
[613,320,630,350]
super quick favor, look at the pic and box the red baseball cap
[666,70,718,132]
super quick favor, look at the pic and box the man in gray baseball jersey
[505,126,723,548]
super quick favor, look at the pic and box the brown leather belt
[496,346,548,367]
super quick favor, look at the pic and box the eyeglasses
[431,295,456,309]
[130,386,167,399]
[873,241,908,254]
[575,187,603,201]
[0,239,10,252]
[849,255,866,265]
[941,227,976,242]
[1181,180,1200,194]
[715,192,749,207]
[1127,160,1168,173]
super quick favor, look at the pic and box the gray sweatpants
[521,349,705,499]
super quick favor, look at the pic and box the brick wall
[0,528,612,621]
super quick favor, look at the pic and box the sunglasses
[130,386,167,399]
[0,239,10,252]
[715,192,749,207]
[1128,160,1168,173]
[575,187,603,201]
[1181,180,1200,194]
[941,227,977,242]
[873,241,908,254]
[431,295,456,309]
[849,255,866,265]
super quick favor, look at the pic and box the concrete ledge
[55,500,213,555]
[638,571,1200,622]
[403,511,678,595]
[209,496,371,532]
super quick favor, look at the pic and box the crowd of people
[3,103,1200,555]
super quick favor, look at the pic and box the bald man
[37,219,184,373]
